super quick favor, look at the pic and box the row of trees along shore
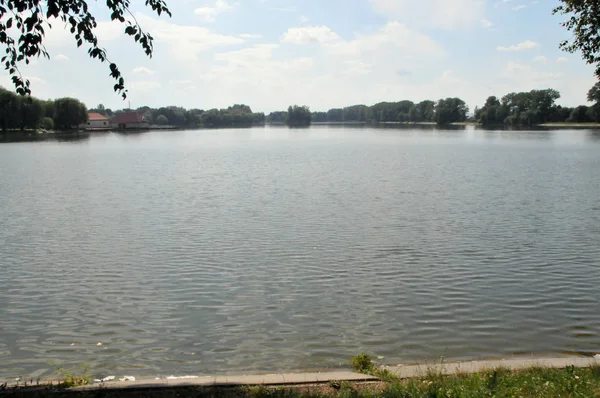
[0,88,88,132]
[474,86,600,126]
[274,85,600,127]
[0,88,266,132]
[113,104,266,128]
[266,98,467,127]
[82,103,266,129]
[2,85,600,132]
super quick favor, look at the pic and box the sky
[1,0,598,113]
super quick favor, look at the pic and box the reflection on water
[481,130,553,141]
[377,123,451,131]
[588,130,600,141]
[475,125,551,132]
[0,127,599,380]
[0,131,91,143]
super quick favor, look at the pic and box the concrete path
[70,372,378,391]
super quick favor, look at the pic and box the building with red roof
[80,112,110,130]
[111,111,149,130]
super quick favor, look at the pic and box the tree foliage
[588,82,600,103]
[475,89,564,125]
[198,105,264,128]
[435,98,468,125]
[296,100,439,125]
[0,0,171,98]
[89,103,113,117]
[41,116,54,130]
[0,89,21,131]
[586,82,600,122]
[0,87,88,131]
[266,111,287,124]
[567,105,591,123]
[53,97,87,129]
[0,87,50,131]
[554,0,600,77]
[155,114,168,125]
[19,95,44,129]
[287,105,311,127]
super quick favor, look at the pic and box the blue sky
[1,0,597,112]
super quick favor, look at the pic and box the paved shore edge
[3,356,598,392]
[62,356,598,391]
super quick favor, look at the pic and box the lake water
[1,126,600,380]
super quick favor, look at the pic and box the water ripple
[1,128,600,379]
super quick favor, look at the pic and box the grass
[350,353,376,375]
[48,362,91,388]
[257,365,600,398]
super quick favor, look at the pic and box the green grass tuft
[350,354,375,375]
[49,361,91,389]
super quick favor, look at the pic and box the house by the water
[81,112,110,130]
[111,112,150,130]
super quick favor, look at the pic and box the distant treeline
[267,86,600,127]
[90,103,265,128]
[3,83,600,133]
[0,93,266,132]
[267,98,468,126]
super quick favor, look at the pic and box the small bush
[41,117,54,130]
[350,353,375,374]
[49,362,90,388]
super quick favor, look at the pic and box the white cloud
[513,5,526,11]
[282,26,341,44]
[268,6,296,12]
[497,40,540,52]
[233,22,445,109]
[132,66,155,75]
[533,55,548,63]
[130,80,162,92]
[368,0,485,29]
[556,57,569,63]
[325,22,444,58]
[239,34,262,39]
[43,18,124,48]
[340,60,372,76]
[28,76,47,85]
[194,0,234,22]
[199,43,317,110]
[212,44,314,75]
[215,44,280,65]
[481,19,493,28]
[54,54,69,61]
[502,61,561,80]
[134,13,244,62]
[300,15,309,24]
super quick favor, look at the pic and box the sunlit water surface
[1,127,599,379]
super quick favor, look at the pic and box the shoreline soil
[3,356,599,397]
